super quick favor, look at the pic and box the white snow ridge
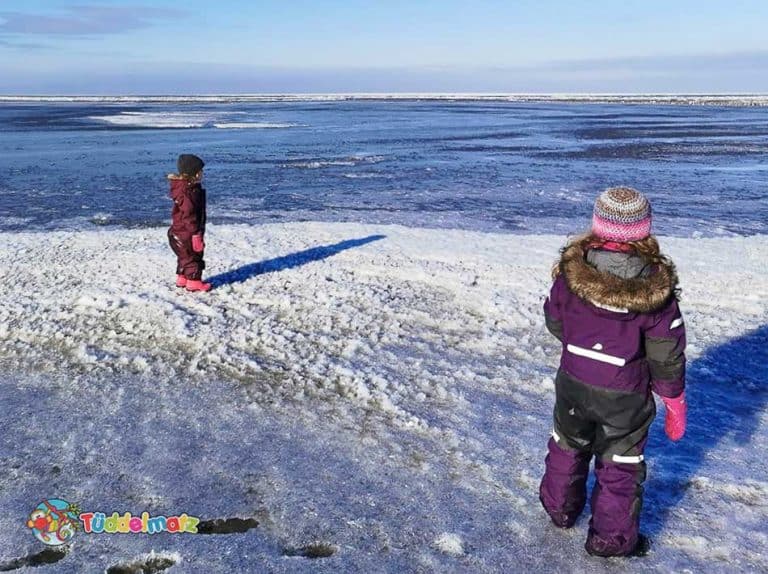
[6,93,768,106]
[434,533,465,556]
[0,222,766,572]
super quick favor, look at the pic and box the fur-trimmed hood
[557,239,679,314]
[167,174,200,202]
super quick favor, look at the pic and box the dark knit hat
[592,186,652,242]
[177,154,205,177]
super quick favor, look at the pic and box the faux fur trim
[558,240,678,313]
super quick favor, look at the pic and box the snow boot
[186,279,212,292]
[175,274,187,288]
[585,533,650,558]
[630,535,651,557]
[545,509,578,529]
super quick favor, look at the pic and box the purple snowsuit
[539,238,686,557]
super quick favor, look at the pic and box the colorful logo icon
[27,499,80,546]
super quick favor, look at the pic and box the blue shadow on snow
[644,324,768,536]
[207,234,386,288]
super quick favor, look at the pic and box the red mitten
[192,234,205,253]
[662,393,686,441]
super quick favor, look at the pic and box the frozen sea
[1,96,767,235]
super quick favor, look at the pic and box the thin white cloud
[0,4,184,36]
[0,36,48,50]
[541,51,768,73]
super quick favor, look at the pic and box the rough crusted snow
[0,222,766,573]
[434,533,465,557]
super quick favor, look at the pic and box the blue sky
[1,0,767,93]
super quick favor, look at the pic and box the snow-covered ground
[0,222,766,573]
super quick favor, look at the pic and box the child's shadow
[207,234,386,288]
[644,324,768,536]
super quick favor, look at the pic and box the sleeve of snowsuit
[544,275,565,342]
[180,186,206,236]
[644,298,686,398]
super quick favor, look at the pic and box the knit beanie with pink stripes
[592,186,652,242]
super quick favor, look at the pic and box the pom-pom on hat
[592,186,652,242]
[177,154,205,177]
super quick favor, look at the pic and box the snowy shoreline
[1,222,766,572]
[3,93,768,106]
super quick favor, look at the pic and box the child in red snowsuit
[167,154,211,292]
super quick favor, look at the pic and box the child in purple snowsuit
[539,186,687,557]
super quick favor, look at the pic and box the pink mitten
[192,234,205,253]
[662,393,686,441]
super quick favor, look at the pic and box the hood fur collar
[168,175,201,200]
[558,239,678,313]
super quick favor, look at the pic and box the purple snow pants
[539,370,655,557]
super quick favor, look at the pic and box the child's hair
[552,231,672,279]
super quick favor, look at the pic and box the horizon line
[2,92,768,98]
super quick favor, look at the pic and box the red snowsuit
[167,176,207,280]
